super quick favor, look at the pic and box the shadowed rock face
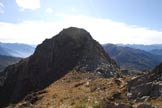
[0,27,118,107]
[128,62,162,99]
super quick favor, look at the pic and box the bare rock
[128,62,162,99]
[135,103,156,108]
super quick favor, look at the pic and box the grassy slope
[11,71,162,108]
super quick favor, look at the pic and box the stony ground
[8,71,162,108]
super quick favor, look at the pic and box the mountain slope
[0,43,35,58]
[0,55,21,72]
[0,46,10,56]
[0,27,118,107]
[103,44,161,71]
[149,49,162,60]
[128,62,162,100]
[118,44,162,51]
[13,71,130,108]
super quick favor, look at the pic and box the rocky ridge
[128,62,162,100]
[0,27,118,107]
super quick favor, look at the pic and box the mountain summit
[0,27,118,106]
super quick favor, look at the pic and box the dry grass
[10,71,162,108]
[27,70,130,108]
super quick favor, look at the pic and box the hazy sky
[0,0,162,45]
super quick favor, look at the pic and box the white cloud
[16,0,40,10]
[71,8,76,12]
[0,15,162,45]
[0,2,4,8]
[45,8,54,14]
[0,2,4,14]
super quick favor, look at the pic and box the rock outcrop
[0,27,118,107]
[135,103,156,108]
[128,62,162,99]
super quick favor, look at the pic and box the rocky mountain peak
[32,27,117,73]
[0,27,118,107]
[59,27,92,40]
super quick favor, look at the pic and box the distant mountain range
[0,42,35,71]
[117,43,162,61]
[0,41,162,73]
[149,49,162,57]
[103,44,162,72]
[117,44,162,51]
[0,42,35,58]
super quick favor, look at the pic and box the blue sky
[0,0,162,44]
